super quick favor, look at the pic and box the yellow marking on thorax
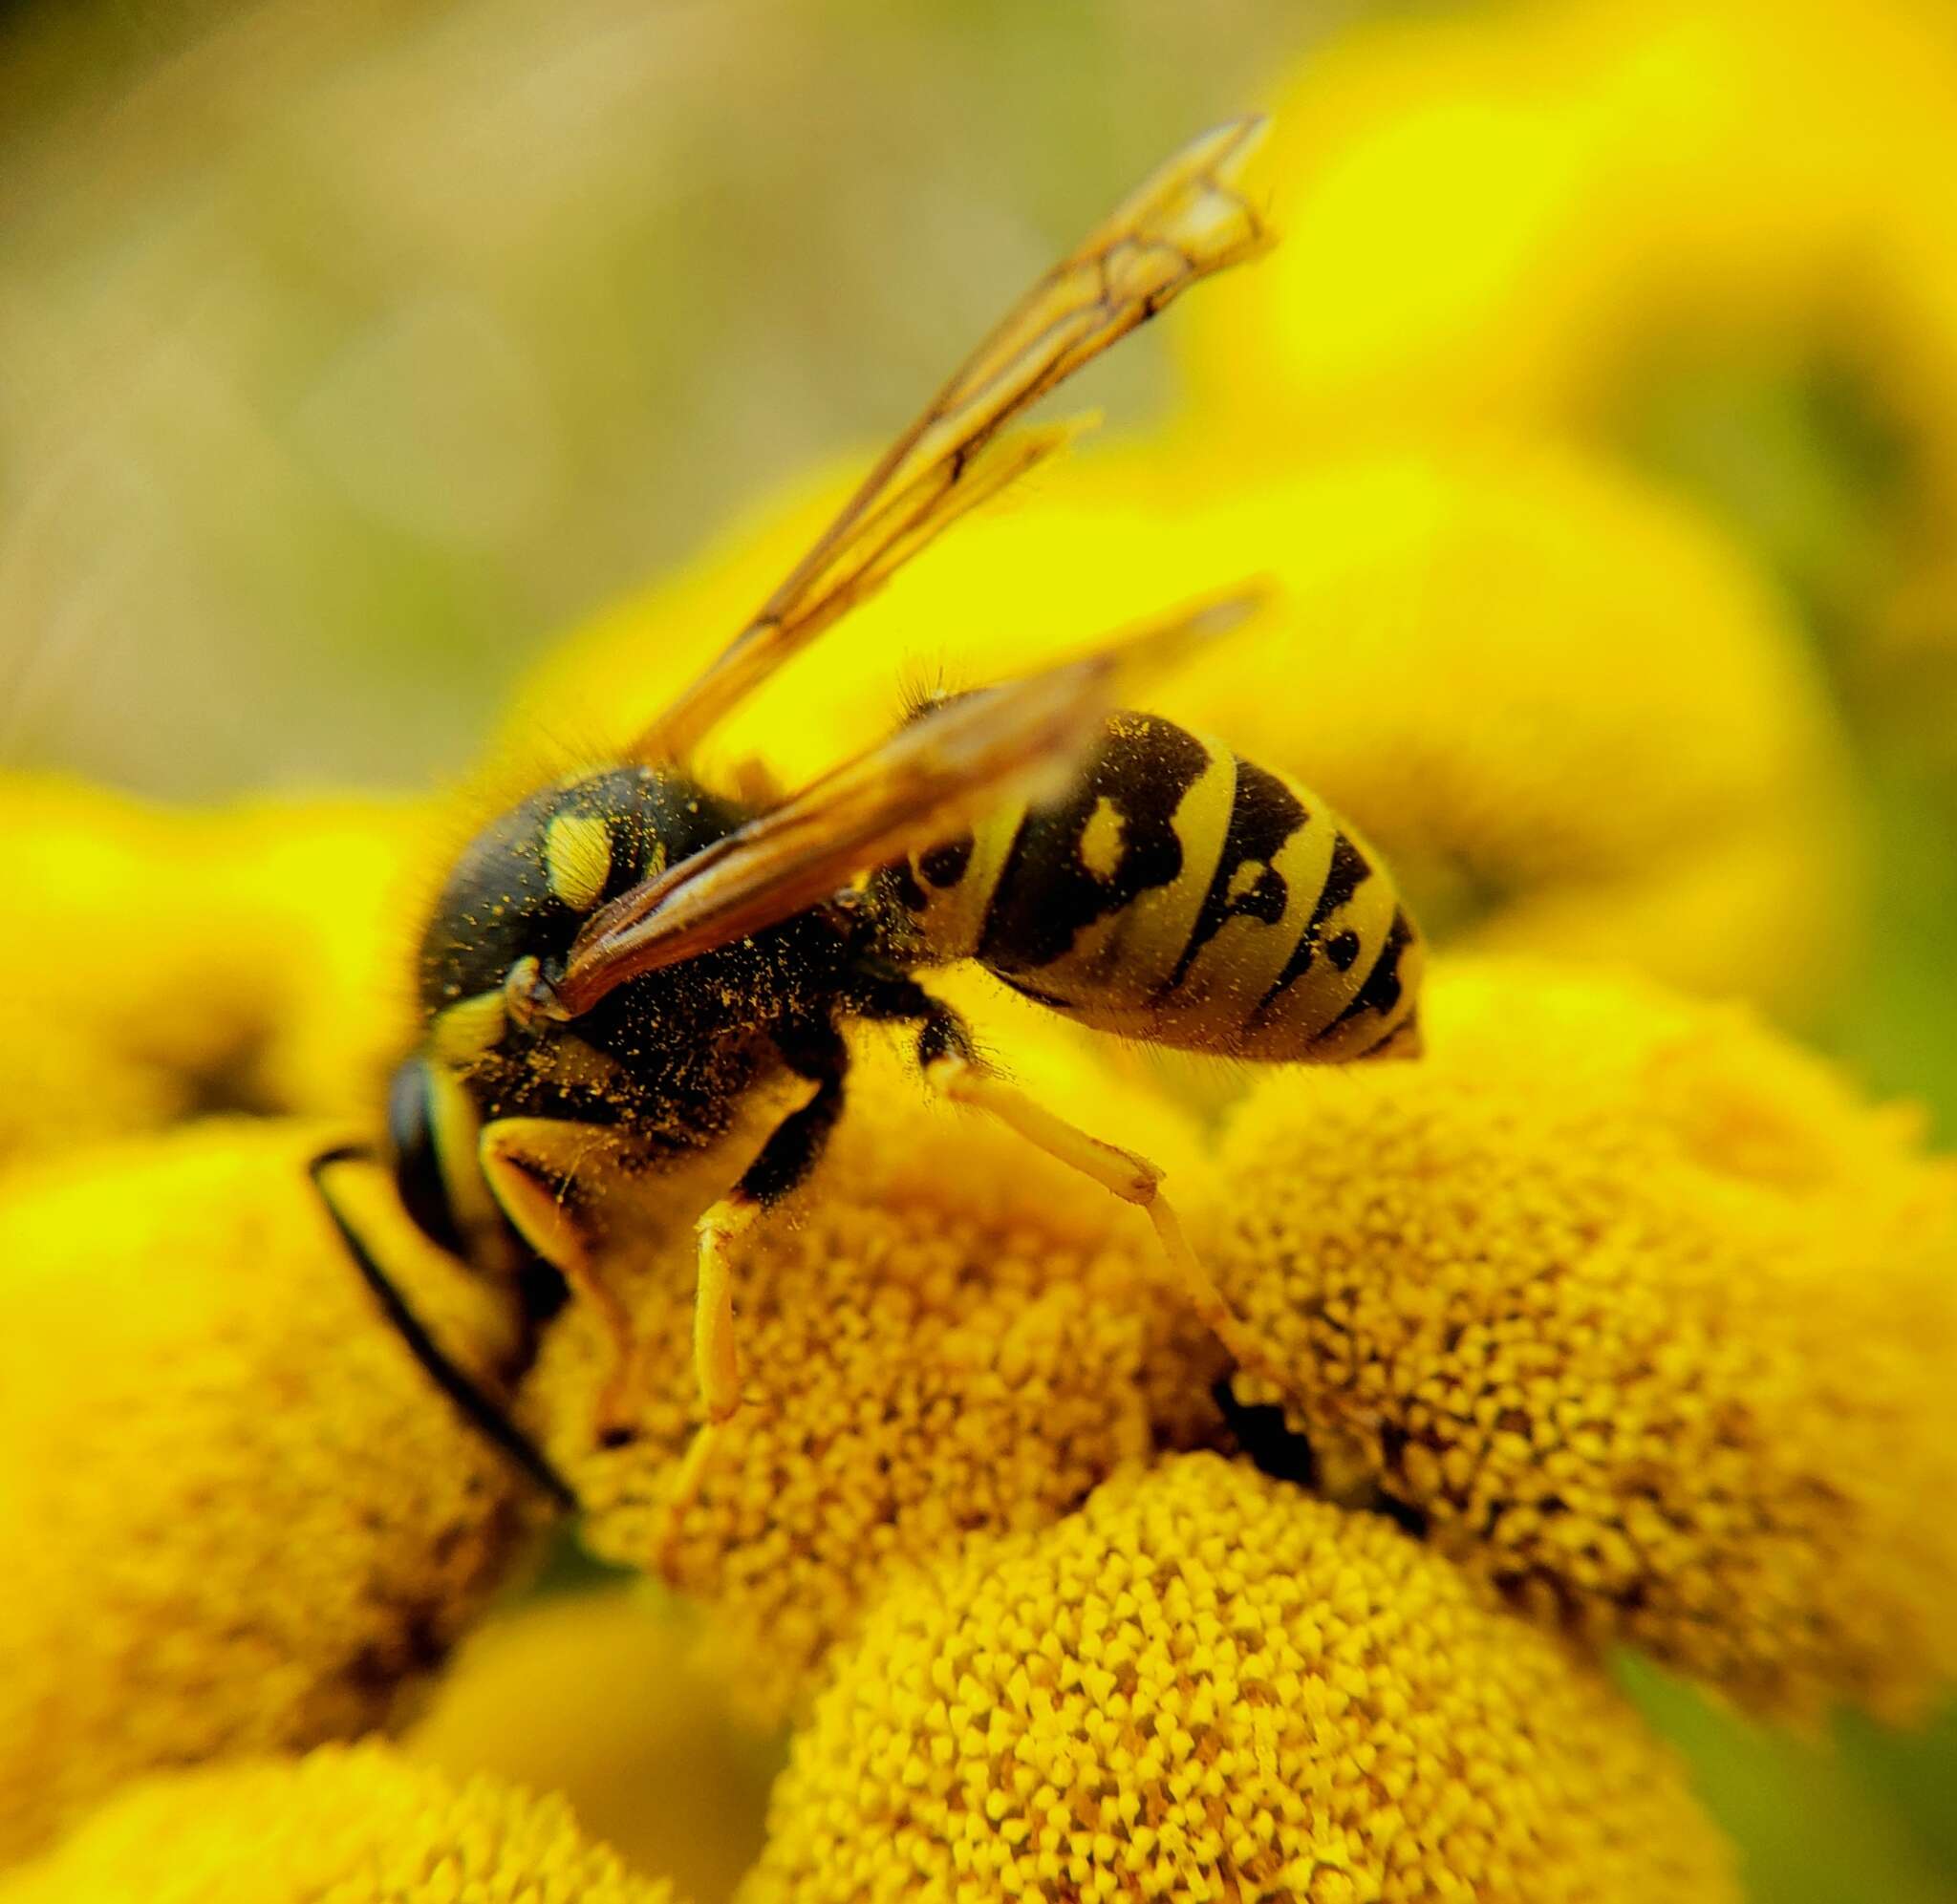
[546,811,613,911]
[1078,797,1126,879]
[429,990,508,1068]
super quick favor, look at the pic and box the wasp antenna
[307,1147,578,1512]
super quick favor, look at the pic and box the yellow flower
[0,774,427,1173]
[407,1585,777,1904]
[0,1122,543,1859]
[0,1742,677,1903]
[1179,0,1957,682]
[515,996,1224,1725]
[744,1454,1736,1904]
[506,438,1853,1026]
[1205,960,1957,1723]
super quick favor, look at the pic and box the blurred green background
[3,2,1953,1899]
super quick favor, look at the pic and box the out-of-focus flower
[516,998,1224,1725]
[0,775,426,1173]
[1179,0,1957,702]
[0,1122,543,1859]
[743,1454,1737,1904]
[508,437,1854,1025]
[408,1584,777,1904]
[1137,448,1857,1030]
[1205,960,1957,1724]
[0,1743,677,1903]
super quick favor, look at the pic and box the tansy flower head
[1179,0,1957,702]
[1205,960,1957,1723]
[0,1743,677,1904]
[507,438,1853,1027]
[0,775,426,1173]
[1134,448,1858,1027]
[743,1454,1737,1904]
[408,1585,777,1904]
[516,995,1225,1724]
[0,1122,542,1858]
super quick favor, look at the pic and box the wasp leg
[667,1026,850,1529]
[859,977,1275,1386]
[477,1119,649,1450]
[921,1052,1266,1365]
[663,1193,756,1529]
[308,1145,576,1509]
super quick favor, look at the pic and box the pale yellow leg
[480,1121,645,1448]
[922,1055,1272,1381]
[665,1191,760,1528]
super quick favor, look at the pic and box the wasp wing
[533,587,1270,1019]
[627,115,1272,765]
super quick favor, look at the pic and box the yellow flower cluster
[0,1743,676,1904]
[745,1455,1736,1904]
[408,1586,776,1904]
[0,774,424,1173]
[517,990,1225,1724]
[0,1122,542,1858]
[510,436,1853,1026]
[11,14,1957,1887]
[1205,961,1957,1723]
[1178,0,1957,692]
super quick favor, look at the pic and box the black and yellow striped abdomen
[891,711,1422,1062]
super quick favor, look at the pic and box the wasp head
[418,767,742,1024]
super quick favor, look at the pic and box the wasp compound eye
[385,1058,463,1257]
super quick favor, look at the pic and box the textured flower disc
[0,1743,676,1904]
[1206,959,1957,1722]
[744,1454,1736,1904]
[0,1122,542,1859]
[518,997,1224,1726]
